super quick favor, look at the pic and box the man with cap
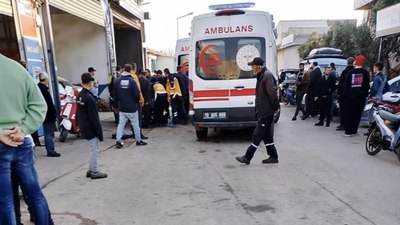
[341,54,370,137]
[336,57,355,131]
[77,72,107,179]
[37,72,61,157]
[88,67,99,99]
[236,57,280,165]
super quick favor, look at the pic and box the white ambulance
[189,2,278,139]
[175,37,190,69]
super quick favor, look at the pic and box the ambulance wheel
[196,128,208,139]
[59,126,68,142]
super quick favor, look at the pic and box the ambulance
[175,37,190,69]
[189,2,278,139]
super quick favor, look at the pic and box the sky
[140,0,364,52]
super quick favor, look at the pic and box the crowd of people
[291,54,389,137]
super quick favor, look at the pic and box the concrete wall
[277,46,302,71]
[51,13,108,95]
[156,56,174,72]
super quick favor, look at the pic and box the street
[24,105,400,225]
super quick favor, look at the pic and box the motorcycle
[59,93,79,142]
[366,105,400,162]
[280,82,296,105]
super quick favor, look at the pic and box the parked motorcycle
[59,93,79,142]
[280,82,296,105]
[366,105,400,162]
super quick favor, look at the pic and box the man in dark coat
[174,65,189,124]
[139,71,152,128]
[77,73,107,179]
[302,61,322,119]
[37,72,61,157]
[341,55,370,137]
[314,66,336,127]
[236,57,280,165]
[336,57,355,131]
[292,63,309,120]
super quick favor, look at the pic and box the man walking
[342,55,370,137]
[292,63,309,121]
[114,64,147,148]
[336,57,355,131]
[369,62,389,100]
[0,53,51,224]
[77,73,107,179]
[37,72,61,157]
[236,57,280,165]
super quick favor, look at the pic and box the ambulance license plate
[203,112,226,119]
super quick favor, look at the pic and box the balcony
[354,0,377,10]
[113,0,144,20]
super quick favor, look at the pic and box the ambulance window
[178,54,189,66]
[196,40,228,80]
[235,38,264,79]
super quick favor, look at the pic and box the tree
[323,22,358,58]
[298,32,324,59]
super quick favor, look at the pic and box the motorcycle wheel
[365,127,383,156]
[59,125,68,143]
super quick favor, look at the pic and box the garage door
[49,0,104,27]
[0,0,12,16]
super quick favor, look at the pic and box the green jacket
[0,54,47,136]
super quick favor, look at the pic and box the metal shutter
[49,0,104,27]
[0,0,12,17]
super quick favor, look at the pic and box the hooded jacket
[114,72,140,113]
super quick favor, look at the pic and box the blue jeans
[116,112,141,142]
[0,138,49,225]
[43,122,55,154]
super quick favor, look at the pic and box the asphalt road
[23,106,400,225]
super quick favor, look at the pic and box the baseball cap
[39,72,49,81]
[247,57,264,66]
[88,67,96,72]
[81,72,95,83]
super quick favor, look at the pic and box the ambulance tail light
[215,10,245,16]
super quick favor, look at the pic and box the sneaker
[235,155,250,165]
[47,151,61,157]
[292,116,297,121]
[342,133,352,137]
[136,141,147,146]
[86,170,92,178]
[116,141,124,149]
[336,125,344,131]
[141,135,149,140]
[325,122,330,127]
[262,157,279,164]
[90,171,108,179]
[314,122,324,126]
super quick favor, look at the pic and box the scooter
[59,94,79,142]
[366,105,400,162]
[280,83,296,105]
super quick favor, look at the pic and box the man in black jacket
[236,57,280,165]
[314,66,336,127]
[302,61,322,119]
[336,57,355,131]
[341,55,370,137]
[38,72,61,157]
[77,73,107,179]
[139,70,151,128]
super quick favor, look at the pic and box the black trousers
[294,91,306,117]
[142,104,151,128]
[154,95,168,125]
[245,116,278,160]
[343,97,366,135]
[338,98,344,127]
[305,93,317,116]
[318,95,333,123]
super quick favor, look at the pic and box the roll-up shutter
[0,0,12,17]
[49,0,104,27]
[113,9,141,30]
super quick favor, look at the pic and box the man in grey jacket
[236,57,280,165]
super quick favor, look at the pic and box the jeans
[117,112,141,142]
[0,138,49,225]
[89,138,100,173]
[43,122,55,155]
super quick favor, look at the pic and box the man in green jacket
[0,54,51,225]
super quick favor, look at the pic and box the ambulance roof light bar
[209,2,255,10]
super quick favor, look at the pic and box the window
[178,54,189,66]
[195,37,265,80]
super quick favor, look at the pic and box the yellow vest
[166,77,182,97]
[131,72,144,105]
